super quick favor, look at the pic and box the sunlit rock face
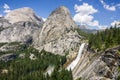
[0,7,43,43]
[35,6,81,55]
[0,21,41,43]
[72,45,120,80]
[5,7,43,25]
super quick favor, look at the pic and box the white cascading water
[67,43,85,71]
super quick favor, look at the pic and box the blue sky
[0,0,120,29]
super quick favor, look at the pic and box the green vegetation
[0,43,7,47]
[8,42,21,46]
[117,76,120,80]
[89,26,120,51]
[76,28,90,39]
[0,43,72,80]
[117,67,120,80]
[76,78,82,80]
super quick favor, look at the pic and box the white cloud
[42,17,47,21]
[74,3,98,15]
[105,6,116,11]
[99,0,120,11]
[111,20,120,27]
[3,4,10,9]
[111,20,116,26]
[98,25,108,30]
[74,3,99,28]
[73,3,107,30]
[3,3,11,13]
[74,14,93,24]
[0,14,3,17]
[116,4,120,8]
[4,9,11,13]
[79,0,82,2]
[88,20,99,27]
[116,4,120,7]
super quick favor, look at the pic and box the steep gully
[67,43,85,70]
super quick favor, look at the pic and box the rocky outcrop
[35,6,81,55]
[0,17,11,29]
[0,6,81,55]
[5,7,43,26]
[0,53,17,62]
[73,45,120,80]
[0,21,41,43]
[0,7,43,43]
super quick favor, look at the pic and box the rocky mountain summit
[5,7,43,25]
[0,6,81,55]
[0,7,43,43]
[34,6,81,55]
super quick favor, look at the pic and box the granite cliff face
[0,7,43,43]
[35,6,81,55]
[0,17,11,29]
[72,45,120,80]
[5,7,43,25]
[0,21,41,43]
[0,6,81,55]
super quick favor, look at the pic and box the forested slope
[89,26,120,51]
